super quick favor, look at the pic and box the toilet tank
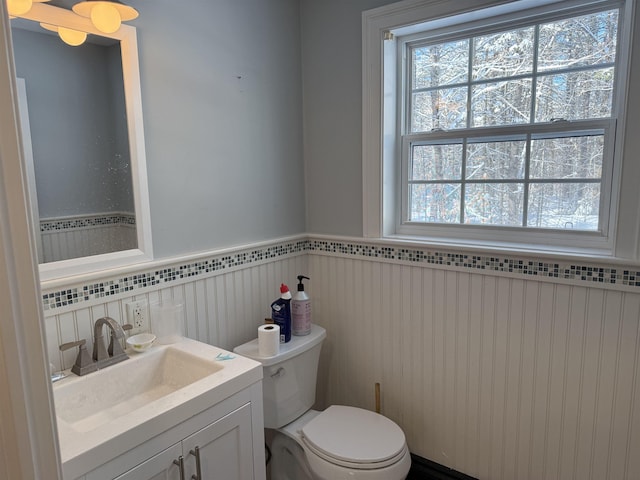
[234,324,326,428]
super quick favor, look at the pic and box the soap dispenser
[292,275,311,336]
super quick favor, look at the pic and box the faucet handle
[60,339,98,376]
[60,339,85,350]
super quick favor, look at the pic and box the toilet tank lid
[233,324,326,366]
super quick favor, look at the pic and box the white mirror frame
[15,3,153,282]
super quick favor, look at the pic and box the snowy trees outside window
[404,8,618,231]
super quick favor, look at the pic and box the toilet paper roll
[258,324,280,357]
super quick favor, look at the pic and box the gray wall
[129,0,305,258]
[299,0,640,259]
[12,28,133,218]
[300,0,393,237]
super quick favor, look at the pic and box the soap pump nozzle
[296,275,309,291]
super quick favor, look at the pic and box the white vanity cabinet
[112,444,182,480]
[113,404,253,480]
[83,383,265,480]
[180,403,253,479]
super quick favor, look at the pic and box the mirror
[13,31,134,264]
[9,3,152,281]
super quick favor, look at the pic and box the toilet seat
[301,405,407,470]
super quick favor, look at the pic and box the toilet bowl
[234,324,411,480]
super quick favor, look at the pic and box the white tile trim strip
[41,235,640,312]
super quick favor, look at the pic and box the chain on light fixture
[72,0,138,34]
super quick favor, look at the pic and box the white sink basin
[54,346,223,433]
[53,338,262,478]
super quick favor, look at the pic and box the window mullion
[462,37,473,224]
[526,16,535,229]
[402,40,412,223]
[523,134,532,227]
[530,24,540,124]
[405,120,612,143]
[467,36,473,130]
[460,138,468,224]
[405,45,413,137]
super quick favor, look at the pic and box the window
[363,0,636,255]
[404,7,617,232]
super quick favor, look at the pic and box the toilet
[234,324,411,480]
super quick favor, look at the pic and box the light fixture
[72,0,138,34]
[7,0,33,16]
[58,26,87,46]
[6,0,48,17]
[40,22,87,46]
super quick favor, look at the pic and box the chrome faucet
[93,317,129,368]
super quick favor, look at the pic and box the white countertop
[53,338,262,479]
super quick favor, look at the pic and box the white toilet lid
[301,405,407,469]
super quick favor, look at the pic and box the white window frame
[363,0,638,258]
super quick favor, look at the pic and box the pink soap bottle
[292,275,311,336]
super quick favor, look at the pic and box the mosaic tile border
[307,239,640,288]
[41,239,308,311]
[41,236,640,312]
[40,213,135,232]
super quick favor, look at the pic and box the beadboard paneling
[41,222,135,263]
[309,253,640,480]
[44,244,640,480]
[45,255,307,371]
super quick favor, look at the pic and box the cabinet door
[182,403,254,480]
[113,443,182,480]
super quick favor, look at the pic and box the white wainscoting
[45,255,307,372]
[309,253,640,480]
[40,213,137,263]
[41,224,136,263]
[43,240,640,480]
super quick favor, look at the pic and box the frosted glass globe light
[58,27,87,46]
[90,3,121,33]
[40,23,87,47]
[7,0,33,16]
[73,1,138,34]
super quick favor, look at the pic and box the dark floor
[407,455,479,480]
